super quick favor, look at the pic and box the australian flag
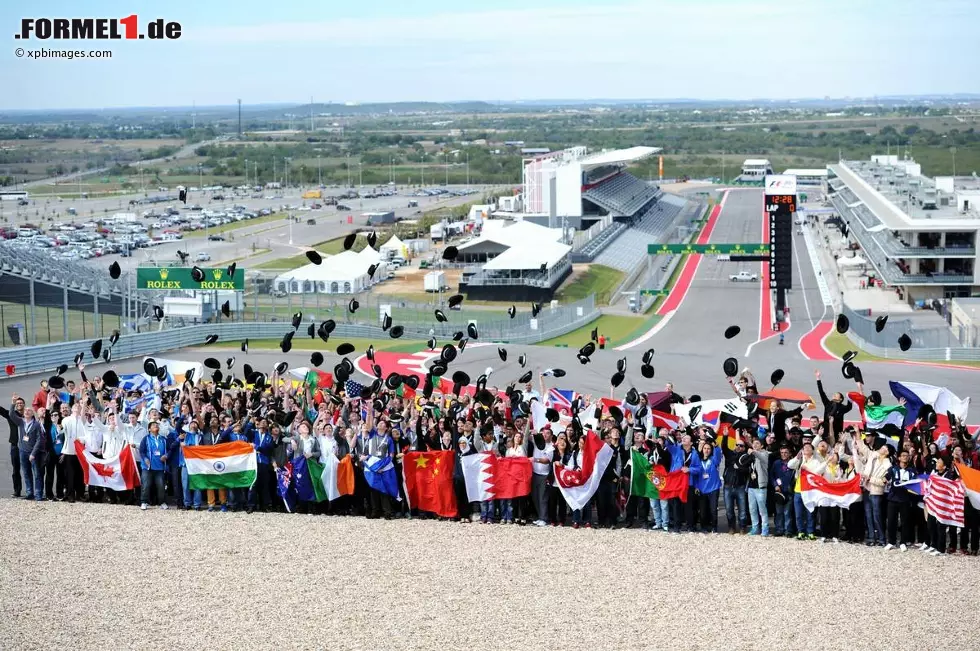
[276,461,297,513]
[291,456,316,502]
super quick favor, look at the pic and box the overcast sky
[2,0,978,110]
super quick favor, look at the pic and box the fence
[841,329,980,362]
[840,304,965,350]
[572,215,613,250]
[0,296,600,377]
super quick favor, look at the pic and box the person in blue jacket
[770,444,796,537]
[694,438,723,533]
[139,421,169,510]
[247,418,275,513]
[170,418,203,510]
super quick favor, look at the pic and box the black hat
[367,231,378,249]
[636,405,648,420]
[205,334,219,345]
[365,345,375,362]
[440,343,457,363]
[48,375,65,390]
[868,390,882,406]
[337,342,355,356]
[191,266,206,283]
[385,372,403,391]
[736,453,753,469]
[443,245,458,261]
[458,338,468,352]
[625,388,640,406]
[451,381,463,397]
[102,348,111,364]
[306,250,323,265]
[221,301,231,318]
[348,298,359,313]
[551,369,566,378]
[898,333,912,351]
[498,347,507,362]
[434,309,447,323]
[448,294,464,309]
[368,264,378,279]
[274,361,289,375]
[243,363,254,378]
[467,322,478,340]
[842,350,858,363]
[343,232,357,250]
[184,367,194,383]
[278,410,298,428]
[518,370,533,384]
[423,374,435,398]
[307,322,316,339]
[212,369,224,384]
[640,363,655,379]
[591,327,598,342]
[689,394,701,403]
[608,405,623,423]
[430,362,447,377]
[390,325,404,339]
[579,342,596,357]
[381,313,392,332]
[372,363,383,378]
[770,369,784,386]
[842,361,855,379]
[109,330,120,346]
[280,331,294,353]
[723,357,738,378]
[90,339,103,360]
[835,314,849,334]
[334,363,350,384]
[617,357,627,373]
[427,337,437,350]
[226,357,235,369]
[452,330,464,342]
[322,319,337,335]
[241,339,249,353]
[55,363,68,376]
[875,315,888,332]
[102,370,120,388]
[73,352,84,367]
[143,358,158,377]
[642,348,655,365]
[851,365,864,385]
[291,312,303,330]
[153,305,164,321]
[311,352,324,367]
[108,261,121,279]
[531,303,542,318]
[507,305,516,319]
[724,325,741,340]
[518,354,527,368]
[156,365,169,382]
[204,357,221,370]
[227,262,237,279]
[250,372,267,389]
[610,371,625,388]
[545,407,560,423]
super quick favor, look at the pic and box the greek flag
[124,392,158,414]
[118,373,154,393]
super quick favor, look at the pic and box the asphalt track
[2,188,978,492]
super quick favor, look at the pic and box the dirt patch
[382,265,462,294]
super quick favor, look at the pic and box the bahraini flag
[184,441,257,490]
[799,468,861,512]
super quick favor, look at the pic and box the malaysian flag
[924,473,965,527]
[546,388,578,416]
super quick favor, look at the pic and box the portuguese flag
[183,441,258,490]
[629,449,688,502]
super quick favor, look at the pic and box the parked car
[207,234,226,241]
[729,270,759,282]
[195,252,211,262]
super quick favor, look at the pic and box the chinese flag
[403,450,457,518]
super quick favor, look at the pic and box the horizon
[3,0,979,111]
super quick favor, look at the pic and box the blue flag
[291,456,317,502]
[363,455,400,499]
[276,462,297,513]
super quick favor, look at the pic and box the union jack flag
[546,388,579,416]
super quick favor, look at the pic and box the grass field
[537,314,644,348]
[184,213,286,238]
[556,264,624,306]
[254,236,351,270]
[823,331,980,368]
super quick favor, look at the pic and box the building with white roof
[782,168,828,186]
[827,155,979,301]
[272,246,387,294]
[739,159,774,181]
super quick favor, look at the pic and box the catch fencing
[840,304,965,351]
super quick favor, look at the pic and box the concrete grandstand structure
[827,154,980,302]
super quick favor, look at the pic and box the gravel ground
[1,499,977,651]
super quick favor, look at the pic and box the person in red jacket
[31,381,49,413]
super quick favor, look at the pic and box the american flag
[546,388,578,416]
[344,380,364,398]
[924,473,965,527]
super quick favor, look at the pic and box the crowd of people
[4,360,979,558]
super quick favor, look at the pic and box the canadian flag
[75,440,141,491]
[554,431,614,511]
[461,453,532,502]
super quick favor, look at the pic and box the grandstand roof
[783,168,828,177]
[579,146,660,170]
[457,220,564,252]
[483,239,572,271]
[743,159,771,166]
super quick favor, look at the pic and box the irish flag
[184,441,257,490]
[799,468,861,512]
[74,440,140,491]
[956,463,980,511]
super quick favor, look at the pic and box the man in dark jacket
[1,396,26,497]
[9,394,47,501]
[815,370,852,443]
[722,432,750,534]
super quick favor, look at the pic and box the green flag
[307,458,329,503]
[629,448,659,499]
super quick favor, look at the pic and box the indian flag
[864,404,907,429]
[184,441,257,490]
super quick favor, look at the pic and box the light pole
[444,151,448,187]
[288,211,293,245]
[420,152,425,187]
[358,162,363,208]
[198,164,202,191]
[318,155,322,187]
[346,153,351,188]
[951,146,957,177]
[244,158,248,188]
[466,151,470,187]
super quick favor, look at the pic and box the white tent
[273,249,388,294]
[837,255,867,268]
[380,235,406,258]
